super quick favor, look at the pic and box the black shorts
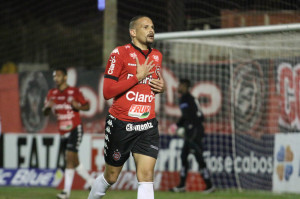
[61,124,84,153]
[104,114,159,167]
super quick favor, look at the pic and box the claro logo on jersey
[126,91,155,102]
[128,104,151,119]
[108,56,116,74]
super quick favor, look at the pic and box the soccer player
[88,15,165,199]
[43,67,95,199]
[170,79,214,193]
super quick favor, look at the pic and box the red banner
[0,74,23,133]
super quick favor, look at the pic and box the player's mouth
[148,34,154,39]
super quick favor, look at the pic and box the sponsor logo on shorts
[125,122,154,132]
[128,104,151,119]
[150,145,159,150]
[113,150,121,161]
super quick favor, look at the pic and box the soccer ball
[176,127,185,137]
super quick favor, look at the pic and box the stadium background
[1,0,300,197]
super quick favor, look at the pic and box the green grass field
[0,187,299,199]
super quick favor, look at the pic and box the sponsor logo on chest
[128,104,151,119]
[57,96,65,100]
[126,91,155,102]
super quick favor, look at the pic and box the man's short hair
[54,67,67,76]
[129,15,150,30]
[179,79,191,88]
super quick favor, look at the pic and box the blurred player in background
[88,15,165,199]
[43,67,95,199]
[170,79,214,193]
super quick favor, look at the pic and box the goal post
[155,23,300,40]
[153,24,300,191]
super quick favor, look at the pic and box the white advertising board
[273,133,300,193]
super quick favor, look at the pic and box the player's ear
[130,28,136,38]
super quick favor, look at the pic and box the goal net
[153,25,300,191]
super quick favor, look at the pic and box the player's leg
[133,153,156,199]
[58,125,94,199]
[88,114,132,199]
[170,140,189,192]
[56,136,68,199]
[66,150,95,189]
[58,150,77,199]
[131,118,159,199]
[72,125,95,189]
[88,163,123,199]
[193,135,214,193]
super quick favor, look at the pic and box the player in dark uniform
[43,67,95,199]
[170,79,214,193]
[88,16,165,199]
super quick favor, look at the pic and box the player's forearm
[78,103,90,111]
[103,76,138,100]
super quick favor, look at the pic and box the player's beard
[55,80,65,88]
[146,38,154,46]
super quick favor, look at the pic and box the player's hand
[43,100,54,115]
[150,72,165,93]
[44,99,54,109]
[135,57,155,81]
[71,100,81,110]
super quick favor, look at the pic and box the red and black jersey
[45,86,88,134]
[103,43,163,122]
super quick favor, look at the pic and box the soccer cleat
[202,184,215,194]
[169,186,186,192]
[56,191,69,199]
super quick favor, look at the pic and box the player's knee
[104,170,119,184]
[137,169,154,182]
[105,177,117,185]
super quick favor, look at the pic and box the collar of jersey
[130,42,152,59]
[58,85,69,92]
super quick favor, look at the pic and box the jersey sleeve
[74,88,88,105]
[104,47,124,79]
[103,47,139,100]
